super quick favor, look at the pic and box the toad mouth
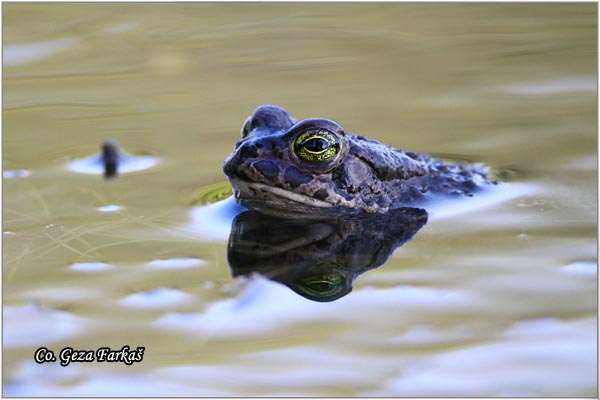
[230,178,333,208]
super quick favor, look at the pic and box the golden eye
[293,128,340,164]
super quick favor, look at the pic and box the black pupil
[305,138,329,152]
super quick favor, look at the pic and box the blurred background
[3,3,597,396]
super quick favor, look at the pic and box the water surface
[3,3,597,396]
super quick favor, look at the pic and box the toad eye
[287,118,347,173]
[293,129,340,164]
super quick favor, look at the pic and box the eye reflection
[290,271,346,300]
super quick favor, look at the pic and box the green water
[3,3,597,396]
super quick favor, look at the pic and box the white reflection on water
[70,262,114,272]
[5,315,594,397]
[187,197,247,241]
[4,38,79,67]
[4,304,87,348]
[4,362,229,397]
[426,182,537,221]
[146,257,206,270]
[365,317,597,397]
[561,260,597,276]
[154,276,478,338]
[66,153,160,175]
[3,169,32,179]
[120,288,193,309]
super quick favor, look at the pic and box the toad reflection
[227,207,428,302]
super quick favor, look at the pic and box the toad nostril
[255,143,263,149]
[240,143,259,159]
